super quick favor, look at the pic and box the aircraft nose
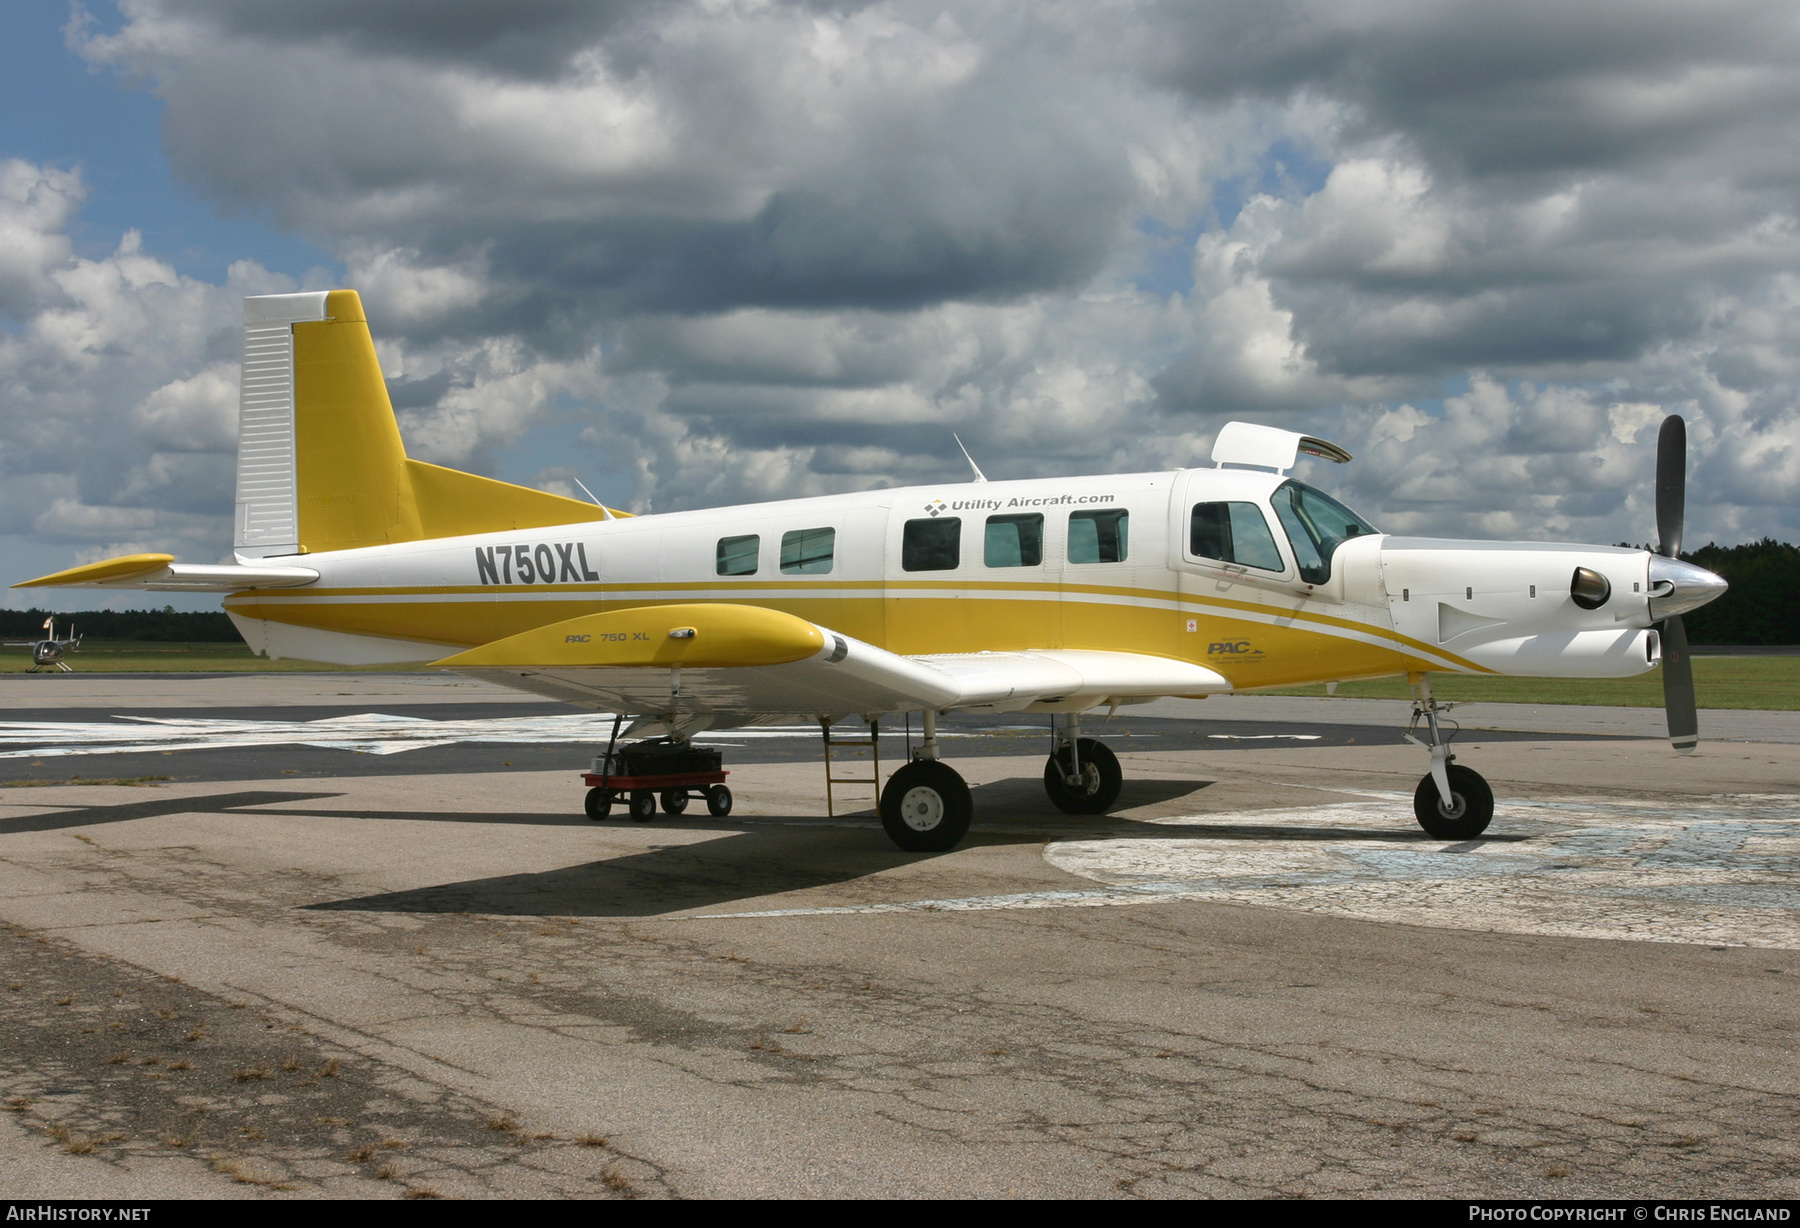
[1647,556,1728,621]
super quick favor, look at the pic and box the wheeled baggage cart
[580,718,733,822]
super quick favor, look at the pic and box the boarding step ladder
[821,718,881,817]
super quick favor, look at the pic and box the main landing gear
[1043,711,1122,815]
[878,710,973,852]
[1405,674,1494,839]
[876,708,1128,853]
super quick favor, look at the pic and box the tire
[584,787,613,821]
[878,760,973,853]
[629,790,657,822]
[1043,738,1123,815]
[705,785,733,817]
[1412,764,1494,839]
[660,789,689,815]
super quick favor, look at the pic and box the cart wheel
[629,791,656,822]
[584,787,612,821]
[705,785,733,817]
[660,789,689,815]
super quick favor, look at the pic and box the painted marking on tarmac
[702,792,1800,949]
[1207,734,1321,741]
[0,713,847,757]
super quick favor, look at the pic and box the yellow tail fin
[235,289,622,557]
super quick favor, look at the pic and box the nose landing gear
[1405,674,1494,839]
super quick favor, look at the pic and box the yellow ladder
[822,718,880,817]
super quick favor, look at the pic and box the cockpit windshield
[1271,480,1380,585]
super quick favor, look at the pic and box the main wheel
[660,789,689,814]
[878,760,973,853]
[584,787,613,821]
[1413,764,1494,839]
[705,784,733,817]
[1043,738,1123,815]
[629,790,657,822]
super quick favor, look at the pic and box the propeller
[1654,415,1697,754]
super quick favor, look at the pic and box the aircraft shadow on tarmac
[296,775,1516,919]
[0,790,345,834]
[3,778,1519,918]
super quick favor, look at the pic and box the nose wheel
[1412,763,1493,839]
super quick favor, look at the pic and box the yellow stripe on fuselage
[225,577,1490,688]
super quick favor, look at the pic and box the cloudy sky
[4,0,1797,610]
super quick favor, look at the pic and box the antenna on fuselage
[952,433,988,484]
[572,477,616,521]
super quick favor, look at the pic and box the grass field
[0,641,424,674]
[6,639,1796,710]
[1268,654,1800,710]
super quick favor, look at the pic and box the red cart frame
[579,715,732,821]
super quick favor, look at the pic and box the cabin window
[903,518,962,571]
[780,527,836,575]
[1189,502,1284,572]
[716,534,759,576]
[1271,480,1380,585]
[984,513,1043,568]
[1068,509,1128,564]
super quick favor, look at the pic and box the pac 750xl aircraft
[17,291,1728,851]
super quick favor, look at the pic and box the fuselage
[224,466,1673,688]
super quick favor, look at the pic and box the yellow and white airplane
[15,291,1729,850]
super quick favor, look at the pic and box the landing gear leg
[1404,674,1493,839]
[878,711,972,852]
[1043,712,1122,815]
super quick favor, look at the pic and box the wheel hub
[1064,763,1100,795]
[900,786,945,831]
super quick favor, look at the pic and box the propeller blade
[1655,414,1686,558]
[1661,615,1698,754]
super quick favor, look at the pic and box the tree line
[1678,539,1799,645]
[2,538,1794,645]
[0,607,240,641]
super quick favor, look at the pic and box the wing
[436,603,1229,725]
[14,553,318,592]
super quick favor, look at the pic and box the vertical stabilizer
[233,288,623,559]
[289,289,423,553]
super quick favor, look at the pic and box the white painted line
[0,713,853,758]
[1207,733,1322,741]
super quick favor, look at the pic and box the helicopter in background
[4,617,83,673]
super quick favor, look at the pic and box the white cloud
[131,364,238,453]
[1,0,1793,586]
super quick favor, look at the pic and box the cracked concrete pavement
[0,678,1796,1198]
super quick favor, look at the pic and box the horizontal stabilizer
[14,553,318,593]
[440,603,1230,720]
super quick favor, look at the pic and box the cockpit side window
[1189,501,1284,572]
[1270,481,1380,585]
